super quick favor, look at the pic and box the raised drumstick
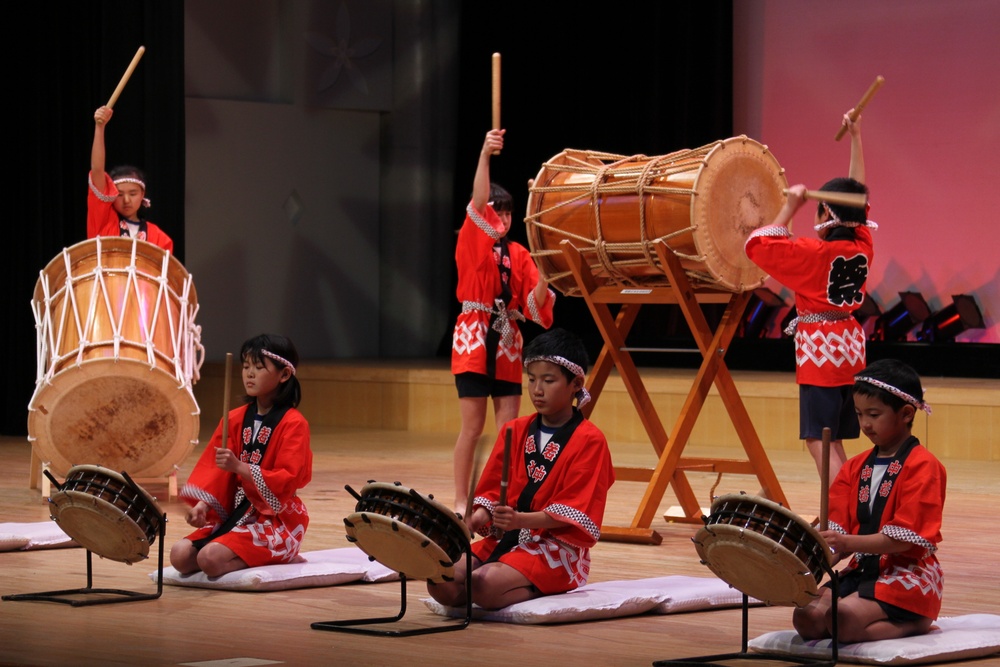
[491,53,501,155]
[785,188,868,209]
[835,75,884,141]
[106,46,146,110]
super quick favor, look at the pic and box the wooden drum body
[343,482,471,584]
[28,237,204,479]
[48,464,164,563]
[526,136,787,296]
[692,493,832,607]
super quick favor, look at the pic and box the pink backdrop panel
[735,0,1000,343]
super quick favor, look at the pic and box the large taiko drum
[343,481,471,584]
[526,136,788,296]
[692,493,832,608]
[28,237,204,479]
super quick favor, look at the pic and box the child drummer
[793,359,946,643]
[428,328,615,610]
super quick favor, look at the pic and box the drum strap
[853,436,920,594]
[484,238,513,379]
[484,409,583,563]
[191,402,290,550]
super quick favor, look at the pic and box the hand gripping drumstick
[105,46,146,110]
[219,352,233,452]
[499,427,512,507]
[491,53,501,155]
[784,188,868,209]
[820,427,831,532]
[835,75,884,141]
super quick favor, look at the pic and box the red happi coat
[87,171,174,252]
[828,440,946,619]
[745,226,873,386]
[180,403,312,567]
[471,413,615,594]
[451,202,555,383]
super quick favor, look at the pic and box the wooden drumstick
[219,352,233,452]
[106,46,146,110]
[785,188,868,209]
[499,427,512,507]
[463,432,491,520]
[835,75,884,141]
[491,52,501,155]
[820,426,831,532]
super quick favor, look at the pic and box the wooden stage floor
[1,429,998,667]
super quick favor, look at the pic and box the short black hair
[853,358,924,413]
[488,182,513,213]
[817,177,869,224]
[241,333,302,408]
[523,328,589,381]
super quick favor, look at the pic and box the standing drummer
[88,105,174,252]
[745,110,876,483]
[450,128,555,512]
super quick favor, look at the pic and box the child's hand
[482,128,505,156]
[782,183,808,217]
[94,106,113,126]
[820,530,849,561]
[491,504,517,531]
[186,502,208,527]
[843,109,862,138]
[214,446,240,473]
[467,506,491,533]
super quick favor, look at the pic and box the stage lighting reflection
[917,294,985,342]
[739,288,786,338]
[873,291,930,342]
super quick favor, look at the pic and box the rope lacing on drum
[526,148,716,294]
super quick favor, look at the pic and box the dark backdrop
[448,3,736,365]
[2,2,185,435]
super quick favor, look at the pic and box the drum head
[691,137,788,292]
[345,512,458,583]
[693,523,820,607]
[28,359,199,479]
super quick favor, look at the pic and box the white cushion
[424,575,757,624]
[151,547,399,591]
[748,614,1000,665]
[0,521,77,551]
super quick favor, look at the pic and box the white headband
[114,177,151,209]
[854,375,931,414]
[523,354,591,408]
[261,349,296,375]
[814,202,877,232]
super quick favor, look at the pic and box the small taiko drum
[48,464,164,564]
[526,136,788,296]
[343,481,471,584]
[28,237,204,479]
[692,493,832,607]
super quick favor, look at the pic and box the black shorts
[455,372,522,398]
[828,568,929,623]
[799,384,861,440]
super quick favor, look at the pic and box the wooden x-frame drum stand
[560,240,788,544]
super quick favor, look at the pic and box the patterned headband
[854,375,931,414]
[114,177,151,209]
[523,354,591,408]
[261,349,296,376]
[815,202,877,232]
